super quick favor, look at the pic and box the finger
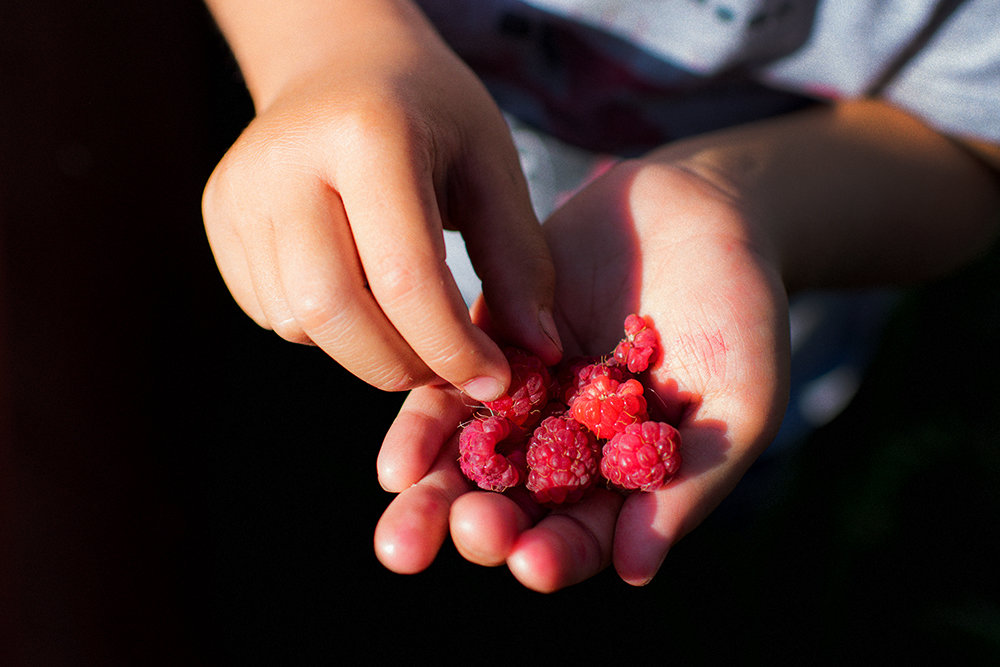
[377,383,472,492]
[611,412,771,586]
[204,154,342,346]
[202,205,269,327]
[454,132,562,366]
[505,488,624,593]
[449,489,537,567]
[336,136,512,403]
[611,353,786,584]
[373,430,468,575]
[241,217,314,344]
[271,181,446,390]
[202,163,297,337]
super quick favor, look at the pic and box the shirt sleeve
[882,0,1000,145]
[761,0,1000,144]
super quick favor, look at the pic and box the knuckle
[268,317,312,345]
[287,288,346,338]
[336,97,391,142]
[422,337,474,373]
[354,353,435,393]
[207,124,323,207]
[334,98,436,173]
[370,259,425,311]
[336,89,406,135]
[201,157,245,229]
[371,371,425,394]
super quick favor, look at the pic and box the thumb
[453,138,562,367]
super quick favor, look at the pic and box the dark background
[2,2,998,664]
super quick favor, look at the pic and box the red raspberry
[613,313,658,373]
[482,347,552,428]
[601,421,682,492]
[526,415,601,505]
[571,375,648,440]
[557,357,628,408]
[458,416,527,492]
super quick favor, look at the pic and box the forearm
[204,0,443,110]
[655,99,1000,292]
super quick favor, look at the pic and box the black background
[2,2,999,664]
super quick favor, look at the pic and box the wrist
[207,0,444,111]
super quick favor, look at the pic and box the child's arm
[201,0,562,399]
[654,99,1000,292]
[374,98,1000,590]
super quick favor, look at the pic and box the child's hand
[372,98,1000,590]
[373,159,791,590]
[201,4,560,399]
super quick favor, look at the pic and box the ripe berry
[571,375,648,439]
[456,313,683,501]
[526,415,601,505]
[557,357,628,408]
[613,313,658,373]
[482,347,551,428]
[601,421,682,492]
[458,416,527,492]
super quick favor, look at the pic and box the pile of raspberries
[458,314,682,506]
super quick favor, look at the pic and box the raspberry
[600,421,682,492]
[570,374,648,439]
[456,313,682,504]
[613,313,658,373]
[526,415,601,505]
[557,356,628,408]
[482,347,552,427]
[458,416,527,492]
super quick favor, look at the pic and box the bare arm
[204,0,446,111]
[657,99,1000,292]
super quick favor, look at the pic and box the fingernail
[462,376,504,403]
[538,308,562,354]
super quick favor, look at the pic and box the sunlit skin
[202,0,562,400]
[376,103,1000,592]
[377,162,792,591]
[199,0,1000,593]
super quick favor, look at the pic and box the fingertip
[378,384,471,491]
[507,531,565,594]
[612,539,670,587]
[442,326,512,401]
[507,490,622,592]
[387,296,513,402]
[376,417,433,492]
[268,315,314,346]
[616,555,667,587]
[375,457,406,494]
[611,491,676,585]
[460,375,506,403]
[506,517,599,593]
[450,491,531,567]
[374,485,453,575]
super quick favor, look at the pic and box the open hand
[375,158,791,590]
